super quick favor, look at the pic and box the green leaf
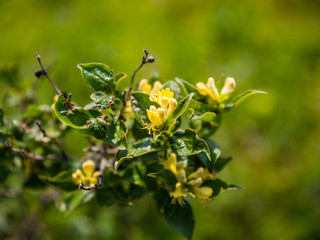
[58,191,95,215]
[148,169,177,191]
[103,120,128,148]
[96,187,118,207]
[167,93,193,124]
[187,139,221,171]
[78,63,114,92]
[115,73,128,92]
[0,165,9,183]
[203,179,242,197]
[164,199,195,240]
[214,156,232,172]
[170,129,211,160]
[87,118,108,139]
[54,95,91,129]
[174,78,196,95]
[23,104,44,119]
[40,170,77,191]
[225,90,268,110]
[162,80,183,99]
[173,78,188,97]
[110,98,122,123]
[188,110,216,122]
[90,91,115,109]
[0,108,3,122]
[131,92,158,125]
[116,138,161,169]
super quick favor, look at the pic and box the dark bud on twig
[147,56,155,63]
[34,70,43,78]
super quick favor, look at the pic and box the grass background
[0,0,320,239]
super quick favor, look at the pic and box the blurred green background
[1,0,320,239]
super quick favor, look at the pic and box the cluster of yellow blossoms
[72,160,100,187]
[196,77,236,103]
[139,79,178,132]
[164,153,214,206]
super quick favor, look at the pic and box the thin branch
[10,147,45,161]
[35,120,68,161]
[35,53,62,95]
[126,49,154,101]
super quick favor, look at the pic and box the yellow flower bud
[160,97,169,109]
[188,167,204,179]
[157,108,166,121]
[82,160,96,177]
[202,168,215,180]
[206,77,219,97]
[188,177,202,187]
[176,161,185,172]
[177,169,187,183]
[167,98,177,117]
[139,79,152,94]
[193,186,213,203]
[220,77,236,95]
[153,81,163,92]
[196,82,216,101]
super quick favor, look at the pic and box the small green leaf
[203,179,242,197]
[188,111,216,122]
[167,93,193,124]
[78,63,114,92]
[54,95,91,129]
[225,90,268,110]
[90,91,115,109]
[110,98,122,123]
[40,170,77,191]
[170,129,211,160]
[164,199,195,240]
[103,120,128,148]
[173,78,188,97]
[87,118,108,139]
[58,191,95,215]
[174,78,196,95]
[214,156,232,172]
[116,138,161,169]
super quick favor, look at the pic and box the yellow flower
[150,88,174,107]
[202,168,215,181]
[170,182,187,206]
[196,77,236,103]
[145,88,177,132]
[146,106,164,130]
[193,186,213,203]
[139,79,152,94]
[123,100,135,120]
[188,167,204,179]
[72,160,100,187]
[139,79,163,97]
[163,153,186,182]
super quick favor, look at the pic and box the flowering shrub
[0,50,266,239]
